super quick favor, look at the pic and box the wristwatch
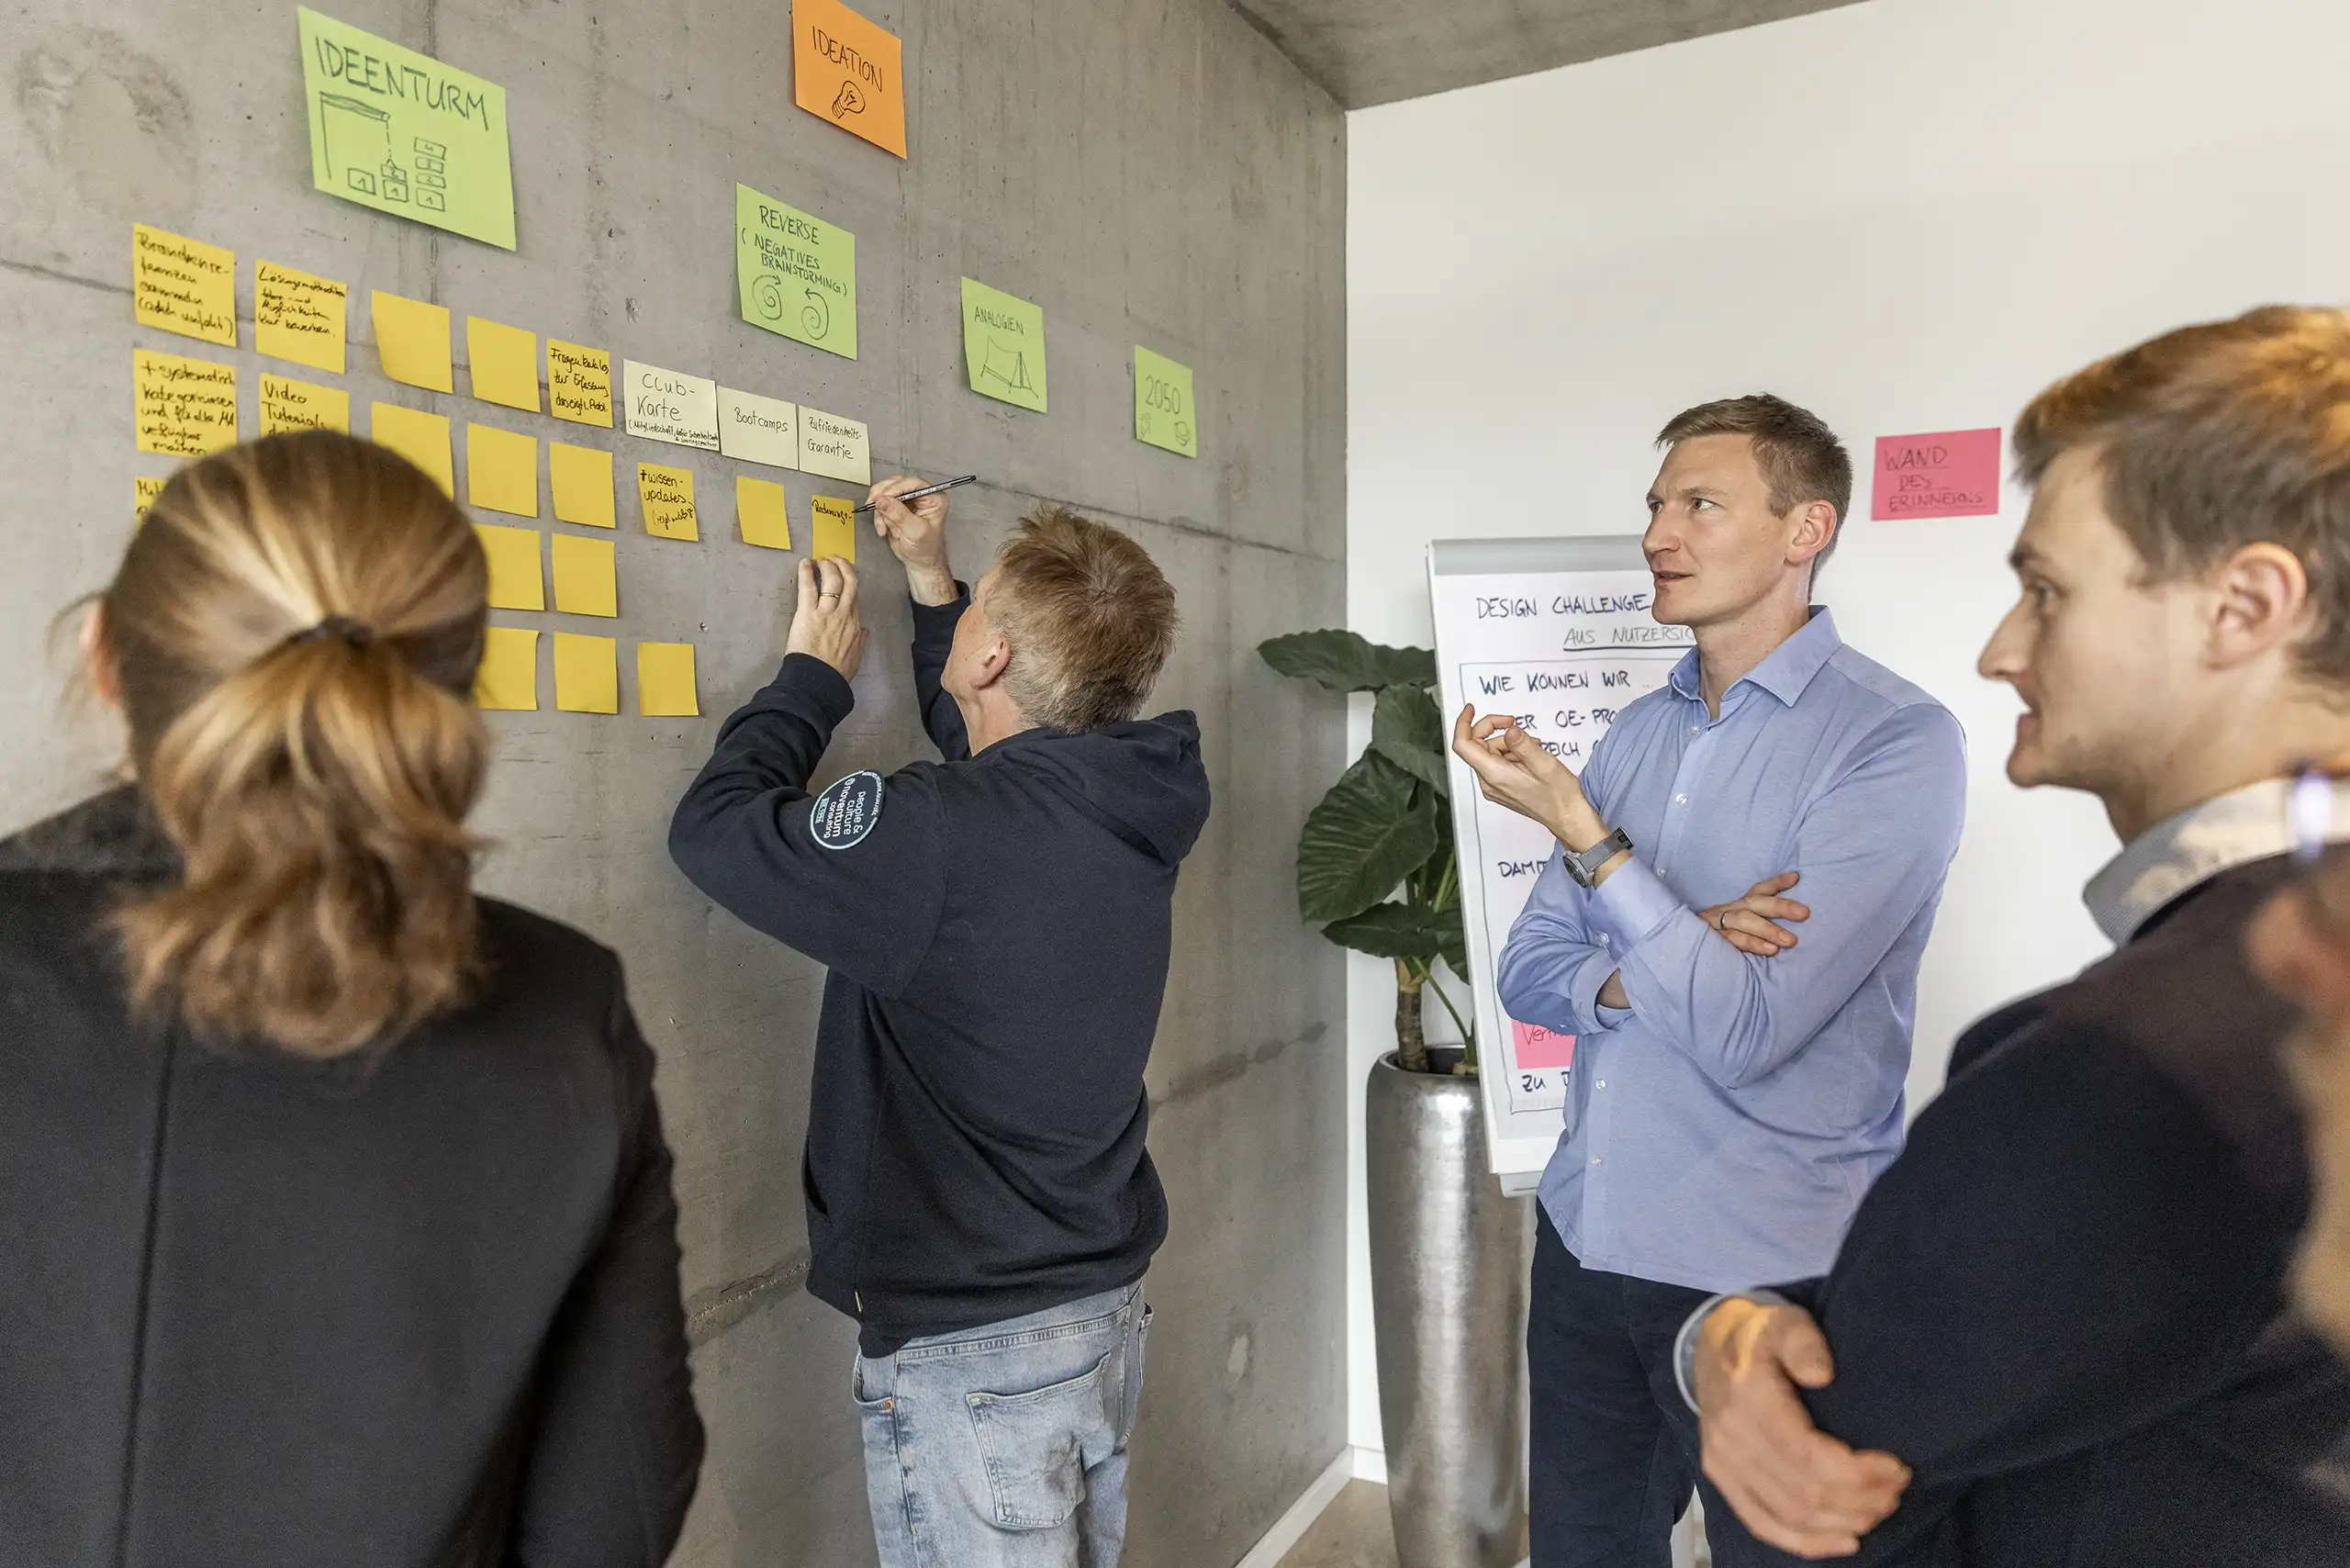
[1561,825,1633,889]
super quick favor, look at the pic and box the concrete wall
[0,2,1348,1562]
[1341,0,2350,1459]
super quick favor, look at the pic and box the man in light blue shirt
[1453,395,1966,1568]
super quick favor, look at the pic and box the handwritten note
[259,374,352,436]
[550,442,616,528]
[1871,428,2001,521]
[811,495,856,562]
[297,6,516,250]
[136,475,167,521]
[553,633,619,713]
[369,402,453,495]
[134,350,238,457]
[1510,1017,1575,1071]
[474,523,544,610]
[551,532,618,617]
[465,424,538,517]
[638,642,699,717]
[466,317,540,412]
[798,406,870,485]
[622,360,719,452]
[475,625,539,711]
[735,184,858,359]
[547,339,612,427]
[791,0,906,158]
[1133,345,1197,458]
[738,475,793,551]
[961,278,1046,412]
[255,261,347,372]
[372,290,453,392]
[132,225,236,347]
[638,462,699,541]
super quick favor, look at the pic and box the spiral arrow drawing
[801,289,831,340]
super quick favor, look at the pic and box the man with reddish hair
[670,477,1206,1568]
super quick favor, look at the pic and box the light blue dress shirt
[1498,609,1966,1294]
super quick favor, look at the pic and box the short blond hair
[987,505,1178,731]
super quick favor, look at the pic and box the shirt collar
[2083,776,2348,943]
[1666,607,1842,707]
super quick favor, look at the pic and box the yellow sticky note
[639,463,699,542]
[554,633,620,714]
[552,533,618,618]
[550,443,617,529]
[255,261,346,373]
[466,425,539,518]
[136,475,167,521]
[132,224,236,346]
[811,495,856,561]
[370,403,454,496]
[738,475,792,550]
[638,642,700,717]
[372,291,453,393]
[135,350,238,456]
[475,524,545,611]
[548,339,613,428]
[475,626,540,711]
[259,374,351,436]
[467,317,541,412]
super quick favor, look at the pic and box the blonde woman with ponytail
[0,431,702,1566]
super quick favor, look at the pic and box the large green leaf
[1297,751,1440,922]
[1259,630,1437,692]
[1322,902,1442,960]
[1371,683,1449,797]
[1434,902,1468,980]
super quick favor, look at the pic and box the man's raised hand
[786,555,869,680]
[867,474,958,607]
[1449,705,1602,845]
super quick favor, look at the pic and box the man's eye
[1689,498,1713,512]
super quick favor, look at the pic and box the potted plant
[1261,630,1528,1568]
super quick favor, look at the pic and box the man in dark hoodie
[669,476,1206,1568]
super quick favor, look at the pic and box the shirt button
[1591,1157,1604,1166]
[1598,1079,1607,1088]
[1674,793,1687,804]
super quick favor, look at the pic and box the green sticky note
[735,184,856,360]
[1134,346,1197,458]
[960,278,1046,413]
[297,7,517,251]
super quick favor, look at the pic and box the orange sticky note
[638,642,700,717]
[792,0,907,158]
[475,626,540,711]
[550,442,617,529]
[372,291,453,393]
[475,524,545,611]
[811,494,856,561]
[639,463,699,542]
[467,317,541,412]
[370,403,454,496]
[554,633,620,714]
[551,533,618,618]
[738,475,792,550]
[466,424,539,517]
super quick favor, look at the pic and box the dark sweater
[667,594,1210,1352]
[0,790,702,1568]
[1723,856,2350,1565]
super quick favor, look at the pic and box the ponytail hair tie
[288,615,375,649]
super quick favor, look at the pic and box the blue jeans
[854,1282,1152,1568]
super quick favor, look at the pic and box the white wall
[1342,0,2350,1457]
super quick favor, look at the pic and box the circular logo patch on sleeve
[810,770,886,850]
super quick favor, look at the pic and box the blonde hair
[103,431,491,1057]
[988,505,1178,731]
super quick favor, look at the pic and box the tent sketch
[979,337,1035,395]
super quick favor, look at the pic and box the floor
[1270,1480,1708,1568]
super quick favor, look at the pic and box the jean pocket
[965,1350,1113,1529]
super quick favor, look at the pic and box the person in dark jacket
[0,432,703,1568]
[667,477,1206,1568]
[1681,308,2350,1564]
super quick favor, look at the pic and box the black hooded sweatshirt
[669,592,1209,1352]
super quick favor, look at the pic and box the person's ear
[2207,542,2310,671]
[968,625,1013,691]
[81,602,122,712]
[1788,501,1838,569]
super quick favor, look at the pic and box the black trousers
[1529,1207,1769,1568]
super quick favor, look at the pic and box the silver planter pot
[1366,1050,1529,1568]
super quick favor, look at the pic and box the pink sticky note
[1871,428,2002,521]
[1512,1016,1576,1070]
